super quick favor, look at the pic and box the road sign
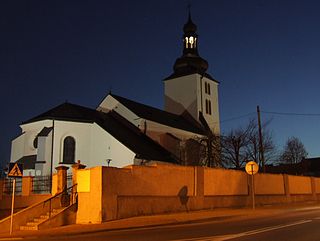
[8,163,23,178]
[7,162,23,235]
[245,161,259,175]
[245,161,259,210]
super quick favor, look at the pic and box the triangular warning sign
[8,163,23,177]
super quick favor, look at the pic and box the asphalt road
[4,206,320,241]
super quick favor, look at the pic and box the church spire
[169,11,209,78]
[183,11,198,55]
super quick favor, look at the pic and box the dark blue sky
[1,0,320,167]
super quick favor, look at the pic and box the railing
[3,178,22,195]
[46,183,78,218]
[32,175,52,194]
[67,174,73,188]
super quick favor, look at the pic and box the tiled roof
[110,94,205,135]
[22,102,97,124]
[23,102,178,164]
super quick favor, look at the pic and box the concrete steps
[19,208,63,231]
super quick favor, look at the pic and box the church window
[189,36,194,48]
[205,82,211,95]
[205,99,212,115]
[33,137,38,149]
[185,36,197,49]
[62,136,75,164]
[205,99,208,114]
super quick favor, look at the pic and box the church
[10,14,220,176]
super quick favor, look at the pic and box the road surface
[3,206,320,241]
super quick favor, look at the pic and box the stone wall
[76,164,320,224]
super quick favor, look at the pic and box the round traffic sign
[245,161,259,175]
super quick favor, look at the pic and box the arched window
[205,99,212,115]
[62,136,75,164]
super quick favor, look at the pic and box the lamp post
[50,119,55,193]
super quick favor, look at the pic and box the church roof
[110,94,205,135]
[16,155,37,169]
[23,102,178,163]
[22,102,97,124]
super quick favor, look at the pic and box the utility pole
[257,106,265,172]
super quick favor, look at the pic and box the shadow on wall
[178,186,189,211]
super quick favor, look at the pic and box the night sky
[1,0,320,168]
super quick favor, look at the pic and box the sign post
[245,161,259,210]
[7,163,23,235]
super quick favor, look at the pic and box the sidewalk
[1,202,319,239]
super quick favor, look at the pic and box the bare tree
[221,122,253,169]
[197,133,221,167]
[178,134,221,167]
[245,119,277,169]
[221,118,276,170]
[280,136,308,164]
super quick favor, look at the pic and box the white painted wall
[35,134,52,176]
[89,123,135,168]
[11,119,137,176]
[199,76,220,134]
[164,74,198,120]
[164,73,220,134]
[10,133,25,163]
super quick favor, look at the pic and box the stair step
[27,221,40,226]
[19,208,66,231]
[45,209,63,216]
[33,217,47,222]
[20,225,37,231]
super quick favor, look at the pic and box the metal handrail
[26,183,76,219]
[45,183,77,203]
[47,183,77,218]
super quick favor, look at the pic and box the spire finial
[187,3,192,20]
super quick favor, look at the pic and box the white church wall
[89,123,135,168]
[11,118,136,176]
[164,73,220,135]
[10,133,25,163]
[199,77,220,134]
[35,134,53,176]
[209,81,220,133]
[11,120,54,163]
[164,74,198,121]
[52,121,92,172]
[50,120,135,172]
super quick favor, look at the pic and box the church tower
[164,13,220,134]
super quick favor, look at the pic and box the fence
[3,178,22,195]
[32,175,52,194]
[67,174,73,188]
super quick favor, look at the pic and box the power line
[262,111,320,117]
[220,112,256,123]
